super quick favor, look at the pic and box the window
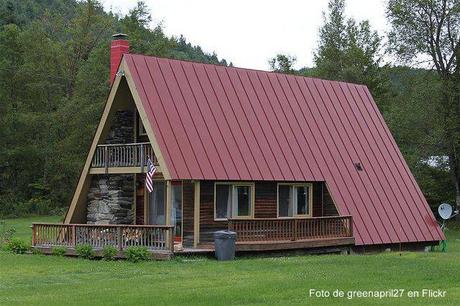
[136,112,147,136]
[171,182,182,240]
[277,184,312,218]
[214,183,254,220]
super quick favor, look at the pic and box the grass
[1,216,460,305]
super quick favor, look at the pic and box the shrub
[125,246,150,262]
[75,244,94,259]
[52,246,67,256]
[5,238,30,254]
[0,221,16,248]
[102,245,118,260]
[31,247,43,255]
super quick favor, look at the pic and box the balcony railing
[32,223,174,252]
[91,142,157,170]
[228,216,353,243]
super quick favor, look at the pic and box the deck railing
[32,223,174,252]
[91,142,157,169]
[228,216,353,242]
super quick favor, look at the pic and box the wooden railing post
[140,143,144,173]
[169,227,174,253]
[32,224,36,246]
[104,145,109,174]
[71,225,76,247]
[117,227,123,251]
[293,219,298,241]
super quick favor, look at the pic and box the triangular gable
[64,58,171,223]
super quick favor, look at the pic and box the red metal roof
[124,54,444,246]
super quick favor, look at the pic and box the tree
[0,0,229,217]
[313,0,388,107]
[387,0,460,212]
[268,54,297,74]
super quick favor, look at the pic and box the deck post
[117,227,123,251]
[165,180,172,249]
[169,227,174,252]
[32,224,36,246]
[71,225,76,247]
[193,181,200,248]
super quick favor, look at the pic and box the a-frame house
[32,34,443,257]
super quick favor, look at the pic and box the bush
[0,221,16,247]
[52,246,67,256]
[125,246,150,262]
[102,245,118,260]
[5,238,30,254]
[75,244,94,259]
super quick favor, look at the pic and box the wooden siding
[323,184,339,216]
[182,181,194,247]
[196,181,338,244]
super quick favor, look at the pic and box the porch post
[165,180,172,225]
[193,181,200,248]
[165,180,172,249]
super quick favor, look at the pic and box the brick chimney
[110,33,129,84]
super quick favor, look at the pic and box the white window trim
[277,183,313,218]
[214,182,255,221]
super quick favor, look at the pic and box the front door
[148,181,166,224]
[147,181,183,243]
[171,182,183,242]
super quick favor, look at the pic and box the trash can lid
[214,230,237,239]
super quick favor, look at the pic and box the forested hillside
[0,0,456,217]
[0,0,228,216]
[269,0,458,212]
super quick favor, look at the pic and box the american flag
[145,157,156,193]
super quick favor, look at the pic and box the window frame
[277,183,313,218]
[214,182,255,221]
[136,111,147,137]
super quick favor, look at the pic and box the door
[148,181,166,224]
[171,182,183,242]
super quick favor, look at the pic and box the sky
[101,0,389,70]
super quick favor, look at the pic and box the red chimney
[110,33,129,84]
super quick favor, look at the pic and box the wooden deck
[32,223,174,260]
[32,216,354,258]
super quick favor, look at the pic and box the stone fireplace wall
[87,174,134,224]
[86,110,135,224]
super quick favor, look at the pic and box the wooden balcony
[228,216,354,251]
[32,223,174,259]
[90,142,160,174]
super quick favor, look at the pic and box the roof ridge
[124,53,367,87]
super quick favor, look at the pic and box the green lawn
[1,216,459,305]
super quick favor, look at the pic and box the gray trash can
[214,230,237,260]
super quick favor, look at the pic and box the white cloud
[101,0,388,70]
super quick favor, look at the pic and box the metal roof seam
[175,61,227,179]
[145,57,193,179]
[334,82,410,242]
[157,59,206,179]
[353,85,434,241]
[294,76,370,244]
[307,78,385,243]
[359,86,441,241]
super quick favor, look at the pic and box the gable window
[136,112,147,136]
[277,184,312,218]
[214,183,254,220]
